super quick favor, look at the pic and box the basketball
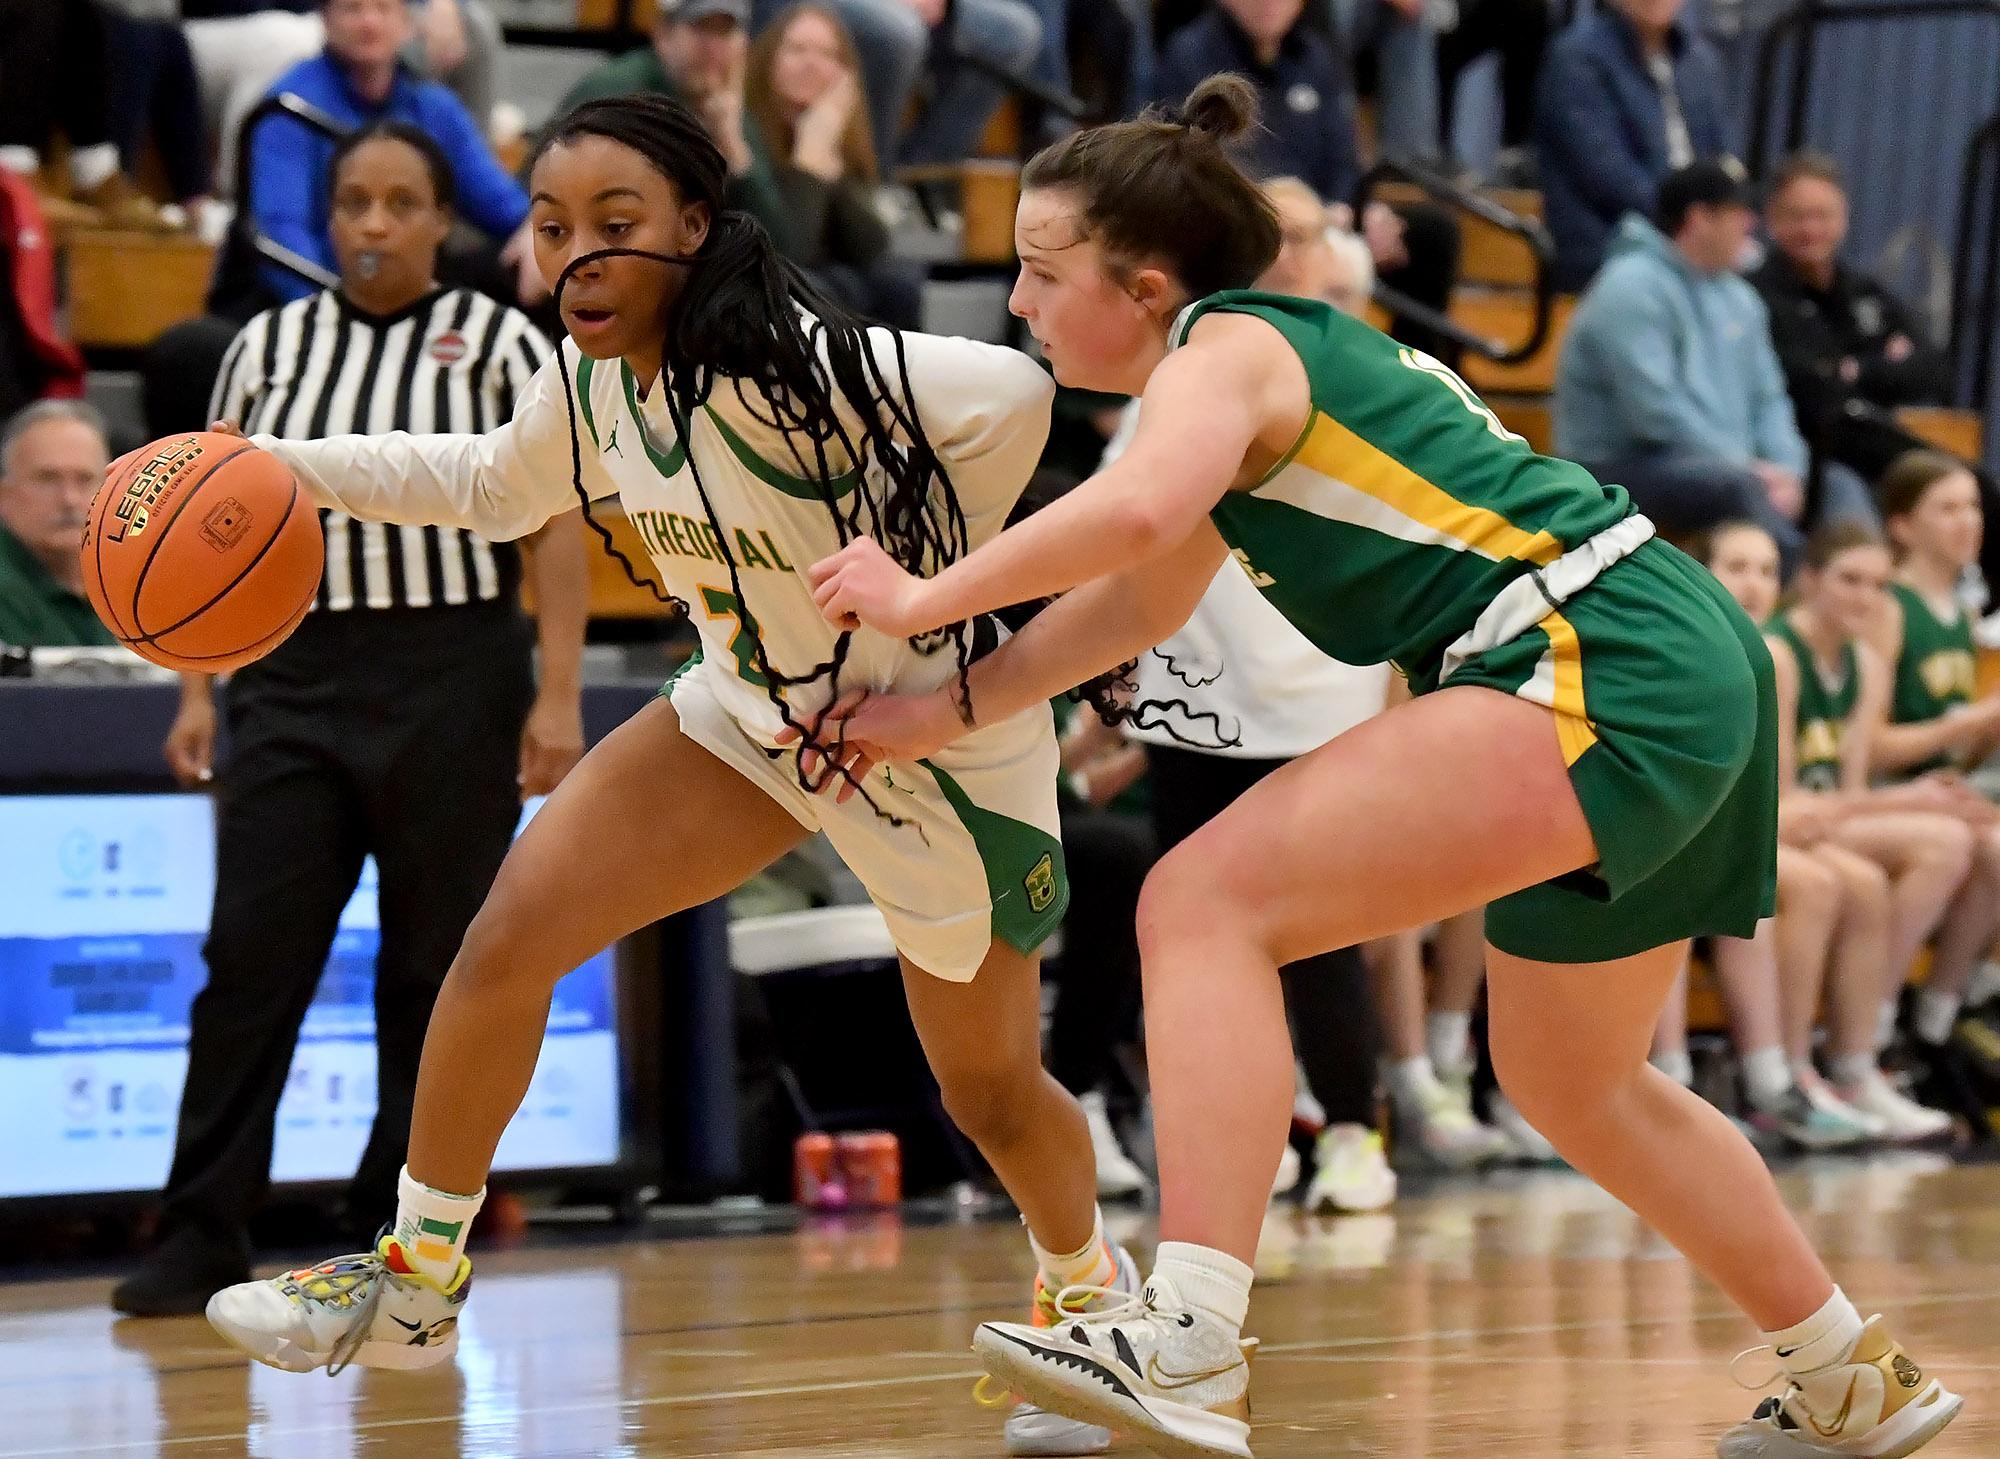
[78,432,324,673]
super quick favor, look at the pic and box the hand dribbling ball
[80,432,324,673]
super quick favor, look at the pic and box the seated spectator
[99,0,222,238]
[187,0,504,194]
[0,172,87,422]
[1014,0,1155,140]
[1532,0,1728,291]
[1437,0,1551,183]
[0,400,114,649]
[248,0,536,306]
[1153,0,1461,360]
[746,3,924,328]
[1750,152,2000,586]
[1554,160,1877,576]
[0,0,171,229]
[1331,0,1442,165]
[557,0,797,254]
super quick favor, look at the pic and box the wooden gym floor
[3,1156,1995,1458]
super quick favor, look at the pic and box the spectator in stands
[557,0,798,254]
[0,0,172,229]
[745,3,924,327]
[1015,0,1155,139]
[1532,0,1728,290]
[0,400,114,649]
[1751,152,2000,585]
[1330,0,1442,165]
[111,123,587,1316]
[249,0,537,306]
[1436,0,1551,183]
[0,171,88,422]
[98,0,222,238]
[1153,0,1462,361]
[187,0,504,193]
[1555,160,1877,576]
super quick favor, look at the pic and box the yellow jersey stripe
[1538,609,1597,765]
[1294,414,1564,566]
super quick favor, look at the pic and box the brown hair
[745,2,878,185]
[1878,447,1972,522]
[1020,74,1282,299]
[1694,518,1776,569]
[1769,150,1845,200]
[1802,517,1885,573]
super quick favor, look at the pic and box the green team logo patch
[1024,853,1057,914]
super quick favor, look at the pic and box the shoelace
[274,1251,390,1378]
[1729,1344,1786,1392]
[970,1280,1149,1409]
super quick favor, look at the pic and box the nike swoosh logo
[388,1315,424,1332]
[1808,1376,1859,1438]
[1146,1353,1241,1391]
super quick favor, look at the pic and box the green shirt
[1175,292,1637,690]
[1887,580,1977,777]
[0,520,115,648]
[550,49,798,255]
[1769,614,1857,793]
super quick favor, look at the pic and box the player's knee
[449,900,534,994]
[1785,856,1839,921]
[935,1061,1036,1149]
[1135,849,1260,963]
[1834,854,1889,919]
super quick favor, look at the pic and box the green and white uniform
[1170,290,1779,962]
[1886,579,1977,777]
[258,328,1067,981]
[1765,616,1857,793]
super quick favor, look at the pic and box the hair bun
[1176,74,1260,144]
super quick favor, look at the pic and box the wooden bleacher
[63,229,216,350]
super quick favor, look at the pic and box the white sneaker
[1291,1060,1326,1137]
[976,1270,1252,1459]
[1271,1142,1302,1199]
[1837,1068,1954,1144]
[1797,1067,1888,1140]
[1079,1091,1150,1200]
[1488,1091,1562,1163]
[205,1235,468,1373]
[1305,1124,1396,1213]
[1718,1315,1961,1458]
[999,1242,1140,1456]
[1396,1077,1508,1169]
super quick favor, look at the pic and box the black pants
[101,11,209,201]
[1437,0,1551,149]
[1147,746,1380,1128]
[162,602,534,1239]
[1047,802,1155,1097]
[0,0,109,152]
[1815,406,2000,587]
[1381,201,1464,369]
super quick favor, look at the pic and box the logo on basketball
[105,436,205,544]
[430,332,468,364]
[200,497,255,552]
[1024,852,1057,913]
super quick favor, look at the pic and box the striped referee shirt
[210,287,552,613]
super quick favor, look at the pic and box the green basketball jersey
[1768,615,1857,792]
[1171,291,1641,691]
[1887,580,1977,727]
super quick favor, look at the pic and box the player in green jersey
[801,78,1963,1459]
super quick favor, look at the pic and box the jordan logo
[605,422,624,457]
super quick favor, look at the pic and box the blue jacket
[1554,215,1808,474]
[1532,11,1729,291]
[249,54,531,302]
[1153,9,1360,204]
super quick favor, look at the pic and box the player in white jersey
[197,98,1144,1453]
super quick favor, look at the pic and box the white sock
[1913,988,1961,1046]
[1150,1241,1253,1335]
[1650,1048,1694,1087]
[1967,961,2000,1007]
[1741,1044,1794,1109]
[1388,1054,1441,1106]
[1829,1050,1876,1090]
[1765,1287,1864,1376]
[0,146,37,176]
[1029,1205,1116,1293]
[1427,1011,1473,1077]
[69,143,119,191]
[392,1165,484,1285]
[1874,999,1900,1052]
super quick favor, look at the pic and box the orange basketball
[79,432,324,673]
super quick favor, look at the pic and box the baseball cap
[658,0,750,25]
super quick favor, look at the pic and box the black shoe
[110,1222,251,1317]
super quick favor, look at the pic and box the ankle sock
[1829,1051,1876,1090]
[391,1165,483,1285]
[1650,1047,1694,1087]
[1913,989,1961,1046]
[1029,1205,1115,1293]
[1427,1011,1473,1078]
[1765,1287,1864,1376]
[0,147,37,176]
[1874,999,1899,1052]
[1151,1241,1253,1335]
[69,143,118,191]
[1388,1054,1441,1106]
[1967,961,2000,1007]
[1742,1045,1794,1109]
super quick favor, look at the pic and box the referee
[113,121,589,1316]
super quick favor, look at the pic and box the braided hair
[531,94,989,820]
